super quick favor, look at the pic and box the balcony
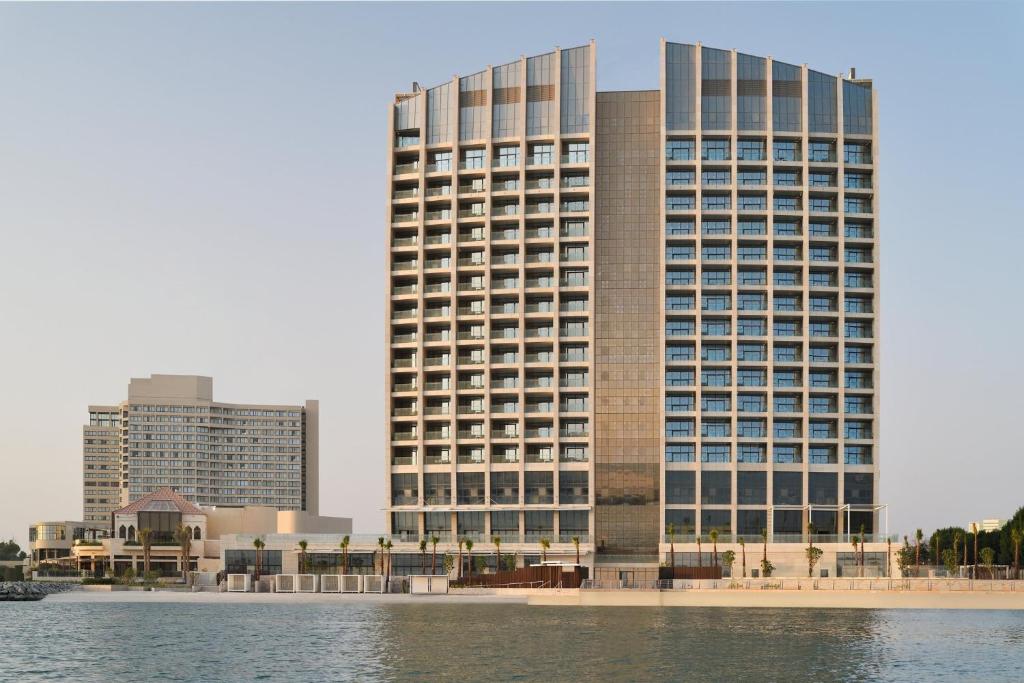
[393,162,419,175]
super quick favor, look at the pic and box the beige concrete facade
[386,40,881,569]
[83,374,319,521]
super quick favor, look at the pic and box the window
[773,445,802,465]
[667,170,695,186]
[774,170,800,186]
[564,142,589,163]
[666,269,696,286]
[845,197,872,214]
[462,148,485,169]
[737,444,767,464]
[667,195,696,211]
[700,294,733,313]
[667,295,695,310]
[809,172,834,188]
[809,321,836,337]
[701,444,731,463]
[701,471,732,500]
[809,396,837,414]
[559,472,589,504]
[738,293,766,310]
[810,271,836,287]
[809,221,835,237]
[738,245,767,261]
[773,139,800,161]
[808,141,835,162]
[845,172,872,189]
[737,318,766,336]
[809,370,836,387]
[495,145,520,167]
[845,222,873,239]
[810,197,835,212]
[809,446,837,465]
[525,472,554,504]
[737,471,767,503]
[738,194,766,210]
[774,345,799,362]
[739,219,766,235]
[702,194,731,211]
[845,272,872,288]
[666,370,695,387]
[737,139,765,160]
[774,294,800,312]
[738,393,766,412]
[666,343,695,361]
[702,139,730,161]
[667,444,696,463]
[702,270,731,286]
[774,394,800,413]
[809,345,835,362]
[845,321,872,338]
[666,394,695,412]
[702,343,730,361]
[668,220,696,236]
[738,342,766,361]
[701,319,730,336]
[845,396,872,414]
[774,220,801,236]
[845,345,872,363]
[738,171,767,187]
[430,150,452,171]
[773,472,804,506]
[844,445,873,465]
[667,139,695,161]
[702,394,731,412]
[702,420,731,438]
[737,368,766,386]
[845,370,872,389]
[810,295,836,312]
[845,420,872,439]
[737,419,766,438]
[666,471,696,502]
[666,419,695,437]
[702,220,731,235]
[774,196,800,211]
[702,170,730,185]
[738,269,766,285]
[774,246,800,261]
[702,245,731,261]
[773,320,801,337]
[701,369,731,387]
[808,420,835,438]
[844,142,871,164]
[774,369,801,387]
[666,320,695,336]
[529,143,554,164]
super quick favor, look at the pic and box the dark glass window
[773,471,803,505]
[737,471,767,504]
[809,472,839,505]
[701,471,731,504]
[666,470,696,504]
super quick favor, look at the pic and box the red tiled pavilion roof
[113,487,204,516]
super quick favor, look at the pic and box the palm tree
[430,535,440,575]
[761,527,768,570]
[1010,527,1022,580]
[298,539,309,574]
[492,536,502,573]
[418,539,427,573]
[540,537,550,563]
[385,540,393,586]
[138,528,153,576]
[738,537,746,578]
[709,529,719,568]
[340,535,350,574]
[696,533,703,569]
[376,536,385,575]
[851,536,860,576]
[971,523,979,580]
[953,532,962,577]
[572,536,581,566]
[464,539,474,582]
[252,537,264,581]
[666,523,676,571]
[859,524,867,570]
[457,538,465,579]
[914,529,922,577]
[175,524,192,581]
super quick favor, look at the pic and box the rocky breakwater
[0,582,77,601]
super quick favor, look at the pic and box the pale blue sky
[1,2,1021,548]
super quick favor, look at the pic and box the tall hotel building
[84,375,319,524]
[386,40,880,567]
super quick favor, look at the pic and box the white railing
[580,578,1024,592]
[227,574,250,592]
[275,574,296,593]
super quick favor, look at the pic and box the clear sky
[1,1,1021,549]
